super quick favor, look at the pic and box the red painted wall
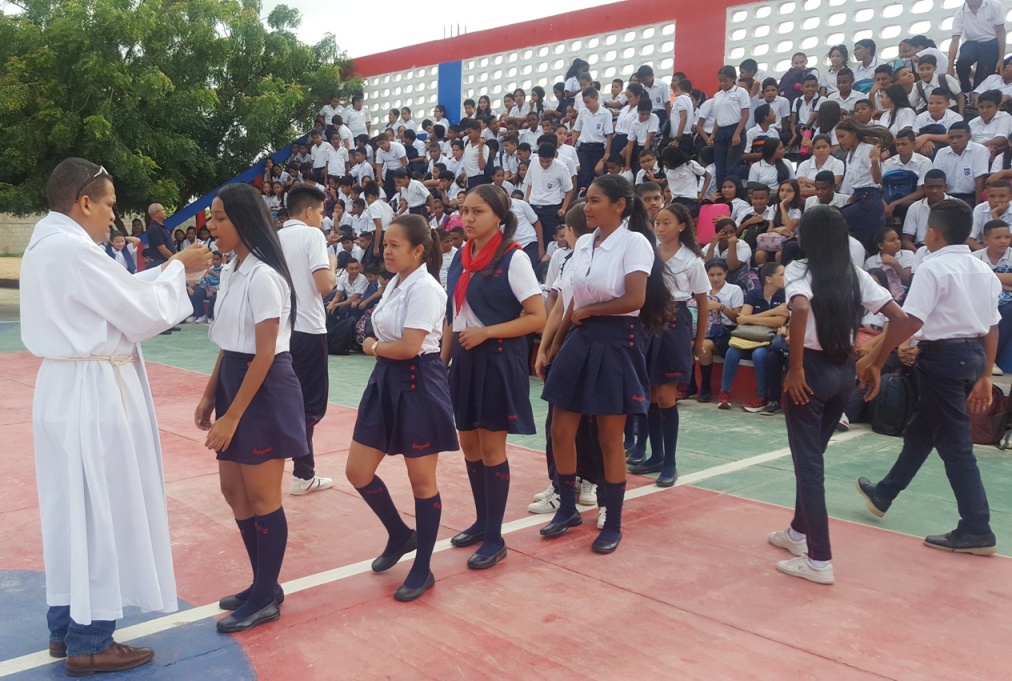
[350,0,740,86]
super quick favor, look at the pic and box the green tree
[0,0,361,214]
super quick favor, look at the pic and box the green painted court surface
[3,316,1010,550]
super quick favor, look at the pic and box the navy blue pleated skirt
[215,351,309,464]
[353,353,459,457]
[840,187,883,251]
[647,302,693,385]
[450,335,536,434]
[542,316,650,415]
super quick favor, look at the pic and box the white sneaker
[578,480,597,506]
[290,475,334,495]
[993,366,1004,376]
[768,530,807,556]
[776,556,835,585]
[195,315,208,324]
[185,316,197,324]
[527,493,561,514]
[597,507,607,529]
[532,484,556,502]
[836,413,850,432]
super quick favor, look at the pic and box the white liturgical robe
[20,211,193,625]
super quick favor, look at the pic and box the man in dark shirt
[146,203,181,333]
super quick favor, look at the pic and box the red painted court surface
[1,351,1011,680]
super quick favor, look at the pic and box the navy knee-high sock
[631,414,648,458]
[598,481,626,544]
[644,404,663,465]
[356,476,413,556]
[476,461,509,556]
[462,459,487,536]
[623,416,636,450]
[547,472,579,525]
[231,517,258,600]
[404,494,441,589]
[700,364,714,395]
[231,507,287,619]
[660,405,680,479]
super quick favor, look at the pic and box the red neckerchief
[453,231,519,313]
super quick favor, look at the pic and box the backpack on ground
[326,317,357,355]
[972,384,1008,446]
[868,369,917,437]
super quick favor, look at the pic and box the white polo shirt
[749,160,795,193]
[707,238,753,267]
[351,161,375,185]
[664,246,709,301]
[526,159,574,205]
[615,105,638,136]
[828,89,863,114]
[277,220,331,335]
[451,249,540,331]
[974,245,1012,267]
[713,86,751,127]
[883,153,933,185]
[784,260,892,351]
[462,140,491,179]
[904,245,1001,340]
[763,95,791,129]
[852,57,885,83]
[932,142,990,194]
[841,142,881,191]
[399,179,431,209]
[865,250,916,272]
[667,160,708,199]
[628,113,660,145]
[880,108,917,135]
[321,103,343,123]
[972,73,1012,98]
[915,108,963,132]
[376,143,407,177]
[916,47,950,75]
[345,107,370,137]
[797,155,845,181]
[671,93,695,136]
[511,198,541,248]
[310,142,329,169]
[568,225,655,316]
[696,99,716,134]
[326,145,348,177]
[794,94,823,124]
[952,0,1005,42]
[645,81,670,112]
[573,107,614,145]
[209,253,292,354]
[970,201,1012,241]
[804,193,850,211]
[557,143,580,173]
[367,200,394,233]
[372,265,446,355]
[902,195,950,244]
[969,111,1012,144]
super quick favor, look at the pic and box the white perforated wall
[363,65,441,130]
[725,0,1012,75]
[461,21,675,111]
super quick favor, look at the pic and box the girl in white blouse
[196,183,307,633]
[541,175,672,554]
[346,215,458,603]
[837,120,895,250]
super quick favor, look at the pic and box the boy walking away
[856,199,1000,556]
[278,184,337,495]
[20,158,211,675]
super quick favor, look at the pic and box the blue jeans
[720,337,786,399]
[712,126,744,190]
[47,606,116,656]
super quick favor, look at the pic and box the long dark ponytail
[659,203,702,257]
[216,183,297,328]
[794,206,863,363]
[466,184,520,277]
[389,214,442,280]
[591,175,672,333]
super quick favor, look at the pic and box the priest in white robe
[19,158,212,676]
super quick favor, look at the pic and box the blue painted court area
[0,571,254,680]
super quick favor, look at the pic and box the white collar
[923,244,971,260]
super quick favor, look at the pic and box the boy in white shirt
[759,78,791,131]
[967,90,1011,157]
[670,79,696,148]
[932,122,989,204]
[571,87,614,194]
[525,143,575,236]
[914,90,964,156]
[902,169,949,250]
[326,259,368,319]
[971,56,1012,107]
[392,169,436,217]
[345,94,371,137]
[883,130,933,218]
[828,69,862,114]
[803,171,850,211]
[969,178,1012,248]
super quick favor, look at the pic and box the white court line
[0,429,868,677]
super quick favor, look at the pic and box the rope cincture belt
[56,355,138,413]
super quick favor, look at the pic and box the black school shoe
[371,531,418,572]
[219,584,285,611]
[394,572,435,602]
[466,545,507,570]
[924,530,997,556]
[540,510,583,538]
[216,601,280,633]
[449,529,485,548]
[855,477,890,517]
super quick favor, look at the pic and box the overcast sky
[268,0,624,58]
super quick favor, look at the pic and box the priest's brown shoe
[65,642,154,676]
[49,641,66,658]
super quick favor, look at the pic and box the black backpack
[868,370,918,437]
[326,317,358,355]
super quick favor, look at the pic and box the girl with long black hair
[879,83,917,135]
[837,120,894,250]
[444,184,547,570]
[541,175,672,553]
[629,203,708,487]
[346,216,457,602]
[771,206,905,585]
[197,183,306,632]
